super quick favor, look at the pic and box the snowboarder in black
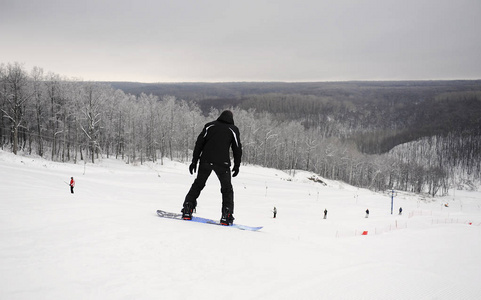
[182,110,242,225]
[399,207,403,215]
[323,209,328,219]
[365,209,370,218]
[273,207,277,218]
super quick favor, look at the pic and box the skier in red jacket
[70,177,75,194]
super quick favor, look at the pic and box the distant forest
[110,80,481,155]
[2,62,480,196]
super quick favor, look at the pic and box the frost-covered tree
[0,63,31,155]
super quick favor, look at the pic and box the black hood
[217,110,234,125]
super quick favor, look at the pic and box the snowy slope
[1,150,480,300]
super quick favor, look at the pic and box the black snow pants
[184,163,234,214]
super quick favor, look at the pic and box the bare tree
[79,83,104,163]
[30,67,46,156]
[0,63,31,155]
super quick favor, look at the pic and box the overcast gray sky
[1,0,481,82]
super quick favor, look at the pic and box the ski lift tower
[389,189,398,215]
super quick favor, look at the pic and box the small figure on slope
[399,207,403,215]
[365,208,370,218]
[69,177,75,194]
[273,206,277,218]
[324,209,328,219]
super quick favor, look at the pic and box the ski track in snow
[1,150,480,300]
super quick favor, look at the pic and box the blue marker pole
[390,189,395,215]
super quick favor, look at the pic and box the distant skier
[365,209,369,218]
[181,110,242,225]
[399,207,403,215]
[273,207,277,218]
[323,209,328,219]
[69,177,75,194]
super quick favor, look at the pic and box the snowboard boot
[181,202,194,220]
[220,207,235,225]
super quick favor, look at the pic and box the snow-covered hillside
[1,150,480,299]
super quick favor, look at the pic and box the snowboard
[156,210,263,231]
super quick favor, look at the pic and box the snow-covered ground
[1,149,480,300]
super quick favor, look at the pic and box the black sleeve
[192,126,206,163]
[231,126,242,167]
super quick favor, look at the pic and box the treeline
[2,62,480,196]
[109,80,481,102]
[0,62,204,164]
[112,80,481,154]
[237,91,481,152]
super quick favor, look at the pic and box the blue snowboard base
[156,210,263,231]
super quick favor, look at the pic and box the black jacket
[192,111,242,167]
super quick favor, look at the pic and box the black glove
[232,165,240,177]
[189,162,197,174]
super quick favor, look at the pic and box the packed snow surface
[1,150,480,299]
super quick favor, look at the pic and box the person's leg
[184,163,212,209]
[214,164,234,221]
